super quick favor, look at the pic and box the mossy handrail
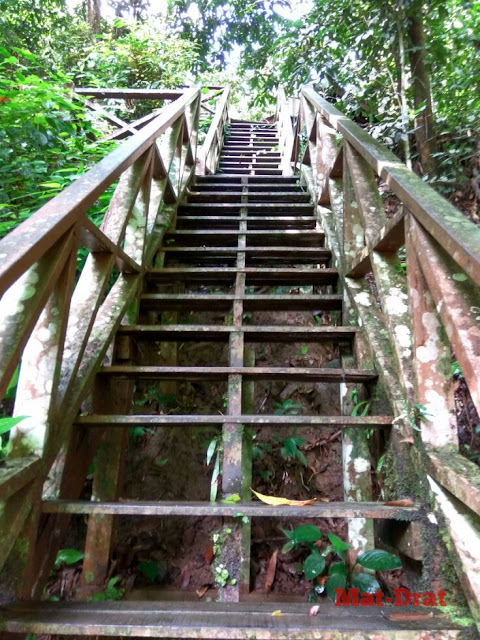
[291,84,480,627]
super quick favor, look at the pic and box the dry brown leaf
[385,612,433,622]
[264,549,278,592]
[399,437,414,444]
[196,585,209,599]
[204,542,214,565]
[251,488,316,506]
[179,564,191,590]
[384,499,415,507]
[309,605,320,617]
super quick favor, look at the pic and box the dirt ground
[45,302,364,602]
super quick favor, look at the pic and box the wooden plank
[55,274,140,465]
[0,600,463,638]
[410,217,480,416]
[76,415,393,427]
[428,449,480,516]
[406,216,457,447]
[42,499,419,519]
[302,86,480,288]
[0,483,36,574]
[0,232,74,401]
[99,365,377,382]
[0,457,42,502]
[147,267,338,285]
[12,235,79,458]
[140,293,343,311]
[75,88,186,99]
[117,325,356,341]
[429,477,480,630]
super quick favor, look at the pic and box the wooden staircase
[0,118,469,638]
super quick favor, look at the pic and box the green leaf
[357,549,402,571]
[0,415,28,436]
[282,540,295,554]
[352,571,381,594]
[221,493,241,504]
[5,366,19,400]
[55,549,84,567]
[296,449,308,467]
[206,438,217,465]
[325,572,347,602]
[329,561,347,576]
[327,532,352,553]
[139,560,159,582]
[291,525,322,544]
[304,551,325,580]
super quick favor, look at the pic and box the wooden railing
[196,85,231,175]
[0,87,202,580]
[292,85,480,626]
[275,86,296,176]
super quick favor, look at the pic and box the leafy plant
[206,435,222,502]
[0,415,28,459]
[54,548,84,568]
[282,526,402,602]
[274,398,303,416]
[273,435,308,467]
[89,576,124,601]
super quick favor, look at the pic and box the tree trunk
[408,11,438,176]
[86,0,102,33]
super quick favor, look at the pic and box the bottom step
[1,600,463,638]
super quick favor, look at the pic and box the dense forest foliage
[0,0,478,237]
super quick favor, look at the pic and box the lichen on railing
[291,84,480,627]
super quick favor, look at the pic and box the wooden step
[178,203,314,214]
[76,414,393,428]
[98,365,377,383]
[218,169,283,175]
[175,216,317,230]
[164,230,324,246]
[116,324,356,342]
[187,192,310,203]
[0,600,461,638]
[162,247,331,265]
[195,176,298,184]
[146,267,338,285]
[140,293,343,311]
[42,499,416,519]
[192,183,304,192]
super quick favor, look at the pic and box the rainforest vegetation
[0,0,478,235]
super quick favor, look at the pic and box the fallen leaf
[179,564,190,589]
[309,605,320,617]
[264,549,278,592]
[399,437,414,444]
[384,499,415,507]
[196,585,209,599]
[385,612,433,622]
[204,542,214,565]
[251,488,316,506]
[271,610,284,617]
[319,497,330,502]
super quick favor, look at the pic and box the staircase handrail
[197,85,231,175]
[0,87,202,577]
[294,83,480,626]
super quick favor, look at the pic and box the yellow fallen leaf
[271,610,284,617]
[251,488,316,506]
